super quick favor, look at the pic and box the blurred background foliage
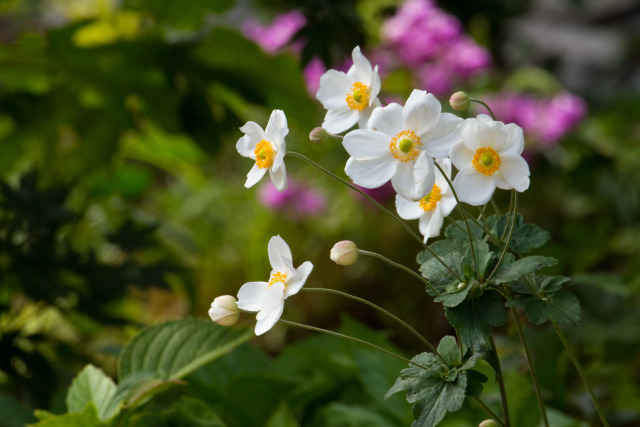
[0,0,638,425]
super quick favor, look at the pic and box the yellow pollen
[346,82,370,111]
[390,130,422,163]
[254,140,274,169]
[268,271,287,287]
[472,147,501,176]
[419,185,442,211]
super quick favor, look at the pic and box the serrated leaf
[118,318,252,381]
[491,256,557,284]
[487,214,550,254]
[66,364,117,421]
[437,336,460,366]
[434,284,470,308]
[524,290,581,325]
[417,239,464,265]
[465,369,488,397]
[445,291,506,347]
[444,220,484,242]
[420,252,464,295]
[467,241,493,278]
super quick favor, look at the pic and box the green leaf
[487,214,550,254]
[118,318,253,381]
[444,220,484,242]
[29,404,102,427]
[468,241,494,279]
[491,256,557,284]
[434,283,470,308]
[445,291,506,347]
[509,275,571,296]
[174,396,227,426]
[420,252,465,295]
[417,239,464,265]
[524,290,581,325]
[465,369,488,398]
[265,403,299,427]
[437,336,460,367]
[66,364,118,421]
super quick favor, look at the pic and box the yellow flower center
[419,185,442,211]
[472,147,501,176]
[390,130,422,163]
[254,140,275,169]
[346,82,370,111]
[268,271,288,287]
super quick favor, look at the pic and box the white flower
[236,109,288,191]
[208,295,240,326]
[342,89,463,200]
[316,46,381,134]
[396,159,457,242]
[236,235,313,336]
[450,114,530,206]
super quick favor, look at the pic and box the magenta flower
[258,180,326,221]
[242,11,306,54]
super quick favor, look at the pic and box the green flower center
[399,138,413,153]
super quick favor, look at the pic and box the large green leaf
[445,290,506,347]
[491,255,557,284]
[66,364,118,421]
[118,318,253,381]
[30,404,102,427]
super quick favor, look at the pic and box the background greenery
[0,0,638,425]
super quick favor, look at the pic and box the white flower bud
[479,420,498,427]
[309,127,330,144]
[449,91,470,112]
[208,295,240,326]
[330,241,359,266]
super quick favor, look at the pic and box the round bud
[309,127,330,144]
[457,282,467,291]
[209,295,240,326]
[479,420,498,427]
[330,241,359,266]
[449,91,470,112]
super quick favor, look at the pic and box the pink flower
[258,180,326,221]
[242,11,306,54]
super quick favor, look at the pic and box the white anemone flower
[237,235,313,336]
[343,89,463,200]
[395,159,457,242]
[316,46,381,133]
[236,109,288,191]
[450,114,530,206]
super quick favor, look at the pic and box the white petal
[403,90,440,136]
[462,118,509,152]
[256,283,285,320]
[269,163,287,192]
[316,70,352,110]
[424,209,445,239]
[245,163,267,188]
[343,129,390,160]
[395,194,423,220]
[438,193,458,217]
[255,302,284,335]
[453,167,496,206]
[503,123,525,155]
[392,162,428,201]
[435,158,452,182]
[413,152,436,196]
[345,157,396,189]
[268,235,293,272]
[448,140,473,172]
[237,122,264,157]
[265,110,288,144]
[369,65,381,101]
[272,141,286,170]
[351,46,373,83]
[368,103,404,136]
[285,261,313,297]
[496,154,530,192]
[421,113,463,158]
[322,107,359,134]
[237,281,268,312]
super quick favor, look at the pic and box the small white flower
[236,109,288,191]
[208,295,240,326]
[342,89,462,200]
[236,235,313,336]
[316,46,381,133]
[396,159,457,242]
[450,114,530,206]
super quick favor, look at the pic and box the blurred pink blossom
[303,56,353,96]
[242,11,306,54]
[258,180,326,221]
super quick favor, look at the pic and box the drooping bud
[479,420,498,427]
[208,295,240,326]
[309,127,330,144]
[330,240,359,266]
[449,91,470,112]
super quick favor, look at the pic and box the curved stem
[472,397,506,427]
[511,307,549,427]
[487,191,518,283]
[279,319,431,371]
[359,249,440,296]
[551,320,609,427]
[302,287,444,362]
[490,336,511,427]
[469,98,497,120]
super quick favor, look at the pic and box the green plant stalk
[358,249,440,296]
[487,191,518,282]
[279,319,431,371]
[472,397,506,427]
[302,287,444,362]
[490,336,511,427]
[288,151,463,283]
[469,98,497,121]
[511,307,549,427]
[551,320,609,427]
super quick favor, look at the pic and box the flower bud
[330,240,359,266]
[208,295,240,326]
[449,91,470,112]
[479,420,498,427]
[309,127,330,144]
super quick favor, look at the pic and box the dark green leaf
[466,241,493,278]
[465,370,488,398]
[174,396,227,426]
[420,252,464,295]
[434,283,470,308]
[436,336,460,367]
[444,220,484,242]
[417,239,464,265]
[445,291,507,347]
[524,290,581,325]
[491,256,557,284]
[29,404,102,427]
[487,214,550,254]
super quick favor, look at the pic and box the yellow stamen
[346,82,370,111]
[419,185,442,211]
[389,130,422,163]
[254,140,275,169]
[472,147,501,176]
[268,271,287,287]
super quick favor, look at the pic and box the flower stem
[490,336,511,427]
[487,191,518,283]
[472,397,506,427]
[551,320,609,427]
[279,319,431,371]
[469,98,497,121]
[302,287,443,362]
[511,307,549,427]
[358,249,440,296]
[288,151,463,283]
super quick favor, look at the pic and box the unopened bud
[479,420,498,427]
[309,127,330,144]
[330,241,359,266]
[208,295,240,326]
[449,91,470,112]
[457,282,467,291]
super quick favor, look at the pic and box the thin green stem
[279,319,431,371]
[302,287,443,362]
[551,320,609,427]
[472,397,506,427]
[359,249,441,296]
[469,98,497,120]
[490,199,502,215]
[490,336,511,427]
[487,191,518,283]
[511,307,549,427]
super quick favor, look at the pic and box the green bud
[330,241,359,266]
[449,91,470,112]
[309,127,330,144]
[479,420,498,427]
